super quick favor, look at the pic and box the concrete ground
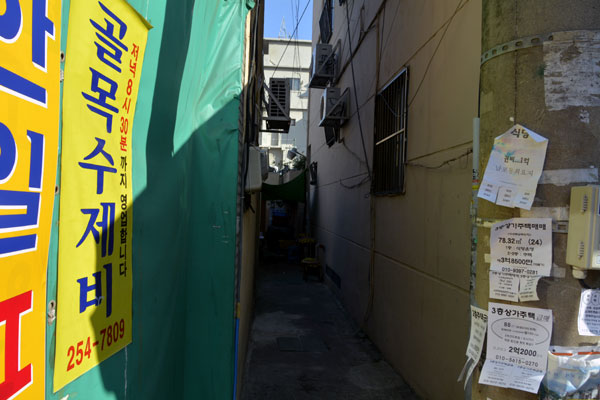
[241,262,420,400]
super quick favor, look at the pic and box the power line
[344,1,372,182]
[407,0,467,107]
[407,148,472,169]
[269,0,311,79]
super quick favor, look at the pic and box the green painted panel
[45,1,250,398]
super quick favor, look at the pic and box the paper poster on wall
[479,303,553,394]
[490,218,552,276]
[578,289,600,336]
[489,272,542,302]
[0,1,61,399]
[458,306,488,389]
[54,0,150,391]
[489,271,519,301]
[478,125,548,210]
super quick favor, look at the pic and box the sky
[263,0,313,41]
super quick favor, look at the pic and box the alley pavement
[241,262,419,400]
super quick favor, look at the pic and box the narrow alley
[4,0,600,399]
[241,261,419,400]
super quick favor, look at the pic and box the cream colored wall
[237,3,263,398]
[236,193,259,400]
[308,0,481,398]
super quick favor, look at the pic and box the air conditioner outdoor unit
[309,44,335,89]
[266,78,291,131]
[319,87,348,128]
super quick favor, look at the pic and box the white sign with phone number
[479,303,553,394]
[491,218,552,276]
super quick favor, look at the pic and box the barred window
[319,0,333,43]
[373,68,408,195]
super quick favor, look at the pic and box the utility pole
[474,1,600,399]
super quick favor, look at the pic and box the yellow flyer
[55,0,150,391]
[0,1,61,399]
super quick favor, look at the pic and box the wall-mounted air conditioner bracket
[321,88,350,125]
[262,80,291,122]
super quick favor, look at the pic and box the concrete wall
[307,0,481,398]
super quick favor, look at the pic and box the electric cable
[344,1,372,182]
[270,0,311,78]
[407,148,472,169]
[339,175,370,189]
[407,0,466,107]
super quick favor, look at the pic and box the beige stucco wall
[307,0,481,398]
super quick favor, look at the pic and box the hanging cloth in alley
[262,171,306,202]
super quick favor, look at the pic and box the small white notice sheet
[490,218,552,276]
[578,289,600,336]
[489,273,542,302]
[479,303,553,394]
[489,271,519,301]
[458,306,488,388]
[478,124,548,210]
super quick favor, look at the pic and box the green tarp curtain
[262,171,306,202]
[46,1,251,399]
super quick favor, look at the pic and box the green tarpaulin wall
[46,0,252,398]
[262,171,307,202]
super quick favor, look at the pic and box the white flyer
[489,272,542,302]
[458,306,488,389]
[490,218,553,276]
[466,306,488,361]
[477,124,548,210]
[479,303,553,394]
[578,289,600,336]
[489,271,519,301]
[519,276,542,302]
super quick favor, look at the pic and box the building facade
[261,38,311,169]
[307,1,481,399]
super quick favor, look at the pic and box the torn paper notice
[578,289,600,336]
[479,303,553,394]
[459,306,488,389]
[543,31,600,111]
[467,306,488,361]
[477,125,548,210]
[541,346,600,399]
[489,272,542,302]
[491,218,553,276]
[519,276,541,302]
[490,271,519,301]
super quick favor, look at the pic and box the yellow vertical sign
[54,0,149,391]
[0,1,61,399]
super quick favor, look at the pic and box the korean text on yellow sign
[55,0,150,391]
[0,1,61,399]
